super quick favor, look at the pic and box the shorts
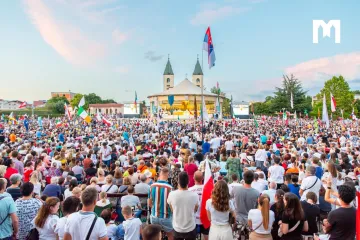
[174,226,197,239]
[150,215,173,233]
[197,224,210,235]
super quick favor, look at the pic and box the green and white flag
[77,107,91,123]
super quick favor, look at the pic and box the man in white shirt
[224,137,234,156]
[100,142,112,168]
[251,173,267,193]
[209,135,221,151]
[168,172,199,239]
[299,165,322,204]
[268,157,285,189]
[189,171,209,240]
[64,187,107,240]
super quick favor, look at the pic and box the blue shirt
[59,133,65,142]
[288,184,300,198]
[260,135,267,144]
[123,132,129,142]
[315,166,323,179]
[306,136,313,144]
[42,184,62,198]
[0,193,17,238]
[36,131,42,138]
[202,142,210,155]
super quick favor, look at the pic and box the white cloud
[190,6,250,25]
[114,65,130,74]
[284,52,360,87]
[112,29,129,44]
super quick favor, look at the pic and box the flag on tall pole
[322,94,330,128]
[19,102,27,109]
[330,93,336,112]
[64,103,71,120]
[203,27,216,69]
[290,92,294,109]
[254,115,259,128]
[200,160,214,229]
[313,117,319,133]
[78,96,85,107]
[200,98,209,121]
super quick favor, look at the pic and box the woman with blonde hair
[248,194,275,240]
[118,177,131,194]
[113,168,123,185]
[97,168,106,184]
[206,180,235,240]
[87,177,101,192]
[33,197,60,240]
[30,171,42,196]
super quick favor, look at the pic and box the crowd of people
[0,115,358,240]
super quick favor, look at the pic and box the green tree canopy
[318,75,354,118]
[270,74,312,113]
[70,94,84,109]
[210,86,231,116]
[70,93,117,110]
[46,96,69,114]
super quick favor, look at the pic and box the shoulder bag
[278,220,300,237]
[86,215,98,240]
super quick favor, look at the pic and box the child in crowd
[96,191,110,207]
[101,209,125,240]
[122,205,142,240]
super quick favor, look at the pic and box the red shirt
[4,167,18,180]
[83,158,92,170]
[184,163,198,188]
[23,169,33,182]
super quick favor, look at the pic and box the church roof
[148,78,219,97]
[163,58,174,75]
[193,58,203,75]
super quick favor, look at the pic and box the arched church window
[167,78,171,83]
[196,78,200,83]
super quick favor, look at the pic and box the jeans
[103,160,110,167]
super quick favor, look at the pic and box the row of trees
[46,93,116,114]
[252,75,358,118]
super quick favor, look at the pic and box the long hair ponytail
[34,197,60,228]
[259,194,270,230]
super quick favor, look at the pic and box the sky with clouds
[1,0,360,102]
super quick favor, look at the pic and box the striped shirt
[148,180,172,218]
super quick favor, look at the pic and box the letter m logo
[313,20,341,43]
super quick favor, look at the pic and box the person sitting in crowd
[6,173,22,201]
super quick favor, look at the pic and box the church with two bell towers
[163,57,204,91]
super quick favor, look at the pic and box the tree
[271,74,312,113]
[70,94,84,109]
[210,86,231,116]
[318,75,354,118]
[102,99,116,104]
[46,96,69,114]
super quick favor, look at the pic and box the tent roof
[148,78,219,98]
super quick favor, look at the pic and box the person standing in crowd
[33,197,60,240]
[255,145,267,169]
[6,173,22,201]
[268,157,285,189]
[189,171,209,240]
[167,171,198,239]
[233,170,259,223]
[100,142,112,168]
[0,178,19,240]
[148,167,173,240]
[279,193,308,240]
[321,184,356,240]
[226,150,242,182]
[64,187,108,240]
[15,182,42,240]
[300,192,320,237]
[55,196,81,240]
[299,166,322,204]
[42,177,62,198]
[248,194,275,240]
[122,205,142,240]
[11,151,24,176]
[206,180,235,240]
[262,182,277,205]
[270,189,285,240]
[121,186,142,218]
[184,156,198,188]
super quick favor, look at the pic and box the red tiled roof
[89,103,123,108]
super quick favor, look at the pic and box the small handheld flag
[19,102,27,109]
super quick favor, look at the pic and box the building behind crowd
[51,91,76,101]
[88,103,124,115]
[0,99,23,110]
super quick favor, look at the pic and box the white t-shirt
[54,216,68,240]
[251,181,266,194]
[255,149,267,162]
[225,141,234,151]
[167,190,198,233]
[101,184,119,194]
[121,195,140,209]
[262,189,277,205]
[206,199,235,225]
[188,185,204,225]
[300,175,322,204]
[64,189,73,200]
[268,165,285,184]
[35,214,59,240]
[100,146,112,161]
[248,209,275,234]
[123,217,142,240]
[228,182,243,196]
[64,211,107,240]
[210,137,221,150]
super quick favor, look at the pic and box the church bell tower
[163,56,174,91]
[192,56,203,88]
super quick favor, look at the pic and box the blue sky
[1,0,360,103]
